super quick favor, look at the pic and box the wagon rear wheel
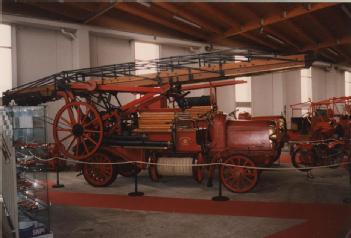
[53,101,103,160]
[118,162,141,177]
[83,152,117,187]
[291,148,314,172]
[220,155,258,193]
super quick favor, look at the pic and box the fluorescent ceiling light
[327,48,339,56]
[266,34,285,45]
[341,4,351,19]
[173,16,201,29]
[137,1,151,8]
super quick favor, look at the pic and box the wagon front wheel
[220,155,258,193]
[83,152,117,187]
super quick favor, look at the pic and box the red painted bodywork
[176,129,201,152]
[208,115,278,166]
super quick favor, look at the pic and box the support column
[312,66,346,100]
[73,26,90,69]
[216,85,235,114]
[326,68,345,98]
[346,72,351,96]
[283,70,302,129]
[252,72,284,116]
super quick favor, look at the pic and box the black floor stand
[343,163,351,204]
[212,163,229,201]
[52,163,64,188]
[128,166,144,197]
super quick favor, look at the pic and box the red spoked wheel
[220,155,258,193]
[82,152,117,187]
[53,101,103,160]
[291,148,315,172]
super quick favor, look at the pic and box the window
[134,41,159,75]
[0,24,12,97]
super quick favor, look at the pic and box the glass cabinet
[10,106,52,238]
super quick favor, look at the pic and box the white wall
[252,72,285,116]
[251,69,301,128]
[216,85,236,114]
[326,68,345,98]
[251,67,348,128]
[16,26,73,85]
[16,25,75,142]
[312,67,345,101]
[160,44,189,58]
[90,34,133,66]
[90,34,135,105]
[251,70,301,118]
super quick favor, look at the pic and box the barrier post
[52,159,64,188]
[212,159,229,201]
[128,163,144,197]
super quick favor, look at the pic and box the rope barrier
[15,151,351,172]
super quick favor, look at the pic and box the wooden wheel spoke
[221,155,258,193]
[75,137,81,156]
[59,133,73,143]
[82,139,89,154]
[67,137,76,152]
[242,175,254,184]
[56,127,72,132]
[77,107,82,123]
[84,118,98,128]
[67,107,76,125]
[60,117,73,127]
[83,134,97,145]
[229,179,240,187]
[227,174,237,182]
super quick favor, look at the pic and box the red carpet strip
[49,190,351,238]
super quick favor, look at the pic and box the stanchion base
[52,184,64,188]
[212,196,229,201]
[128,192,144,197]
[343,197,351,204]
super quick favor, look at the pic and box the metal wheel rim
[83,153,114,186]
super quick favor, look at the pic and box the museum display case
[5,106,52,238]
